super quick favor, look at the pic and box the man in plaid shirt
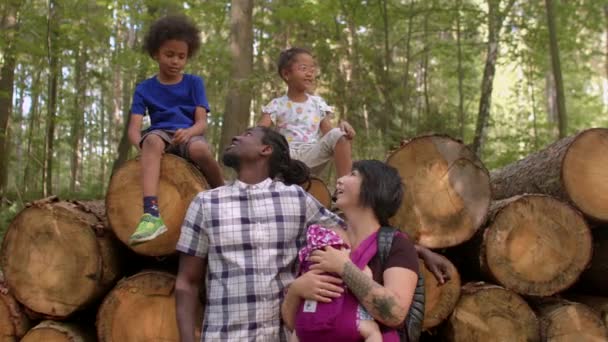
[175,127,346,341]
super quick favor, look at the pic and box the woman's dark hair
[143,15,201,58]
[259,127,310,185]
[352,160,404,226]
[277,47,313,80]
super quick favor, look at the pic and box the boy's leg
[129,132,169,245]
[185,138,224,188]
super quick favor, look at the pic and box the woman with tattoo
[282,160,419,341]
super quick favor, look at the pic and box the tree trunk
[218,0,254,156]
[456,0,465,140]
[0,198,122,319]
[402,1,414,131]
[545,0,567,138]
[106,154,208,256]
[535,299,608,341]
[21,321,95,342]
[0,289,31,340]
[444,282,539,341]
[0,6,19,197]
[70,46,87,193]
[43,0,60,197]
[490,128,608,222]
[420,257,461,330]
[97,271,203,342]
[422,13,430,120]
[471,0,515,157]
[576,228,608,297]
[476,195,591,296]
[386,135,491,248]
[23,72,42,194]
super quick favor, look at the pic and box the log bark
[534,299,608,341]
[444,282,539,341]
[0,197,122,319]
[0,285,30,340]
[300,176,332,208]
[565,295,608,328]
[106,154,208,256]
[491,128,608,222]
[420,258,461,330]
[575,227,608,296]
[386,135,491,248]
[475,195,591,296]
[21,320,95,342]
[97,270,203,342]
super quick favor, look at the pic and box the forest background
[0,0,607,238]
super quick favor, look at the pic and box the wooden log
[97,270,203,342]
[491,128,608,222]
[444,282,539,342]
[576,227,608,296]
[0,197,121,319]
[475,195,591,297]
[386,135,491,248]
[535,299,608,341]
[300,176,332,208]
[21,320,95,342]
[566,295,608,328]
[0,284,30,340]
[106,154,208,256]
[420,257,461,330]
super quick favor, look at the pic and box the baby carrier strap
[377,226,425,342]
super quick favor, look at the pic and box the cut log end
[1,200,121,318]
[21,321,95,342]
[387,135,491,248]
[537,300,608,342]
[0,291,30,340]
[562,128,608,222]
[300,177,332,208]
[421,258,461,329]
[97,270,203,342]
[445,283,539,342]
[106,154,207,256]
[483,195,592,296]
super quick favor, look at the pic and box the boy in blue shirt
[127,15,224,245]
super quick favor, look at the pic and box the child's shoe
[128,213,167,246]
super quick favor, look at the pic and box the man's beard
[222,151,240,170]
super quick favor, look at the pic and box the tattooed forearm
[342,262,404,326]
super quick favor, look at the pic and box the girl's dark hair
[143,15,201,58]
[277,47,312,80]
[259,127,310,185]
[352,160,404,226]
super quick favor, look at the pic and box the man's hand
[417,246,451,285]
[338,120,356,139]
[173,128,195,145]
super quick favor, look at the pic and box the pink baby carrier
[294,225,399,341]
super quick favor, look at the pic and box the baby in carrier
[291,224,382,342]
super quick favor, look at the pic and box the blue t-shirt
[130,74,211,131]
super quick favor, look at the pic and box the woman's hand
[309,246,350,275]
[290,269,344,303]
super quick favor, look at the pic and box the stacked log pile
[1,129,607,341]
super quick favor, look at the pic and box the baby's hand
[339,120,356,140]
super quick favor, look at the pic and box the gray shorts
[140,129,209,161]
[290,128,346,175]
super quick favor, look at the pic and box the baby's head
[143,15,201,69]
[277,47,316,91]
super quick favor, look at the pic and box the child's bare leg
[188,140,224,188]
[334,136,352,178]
[358,319,382,342]
[141,134,165,196]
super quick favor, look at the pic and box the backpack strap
[377,226,425,342]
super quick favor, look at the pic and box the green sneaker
[128,214,168,246]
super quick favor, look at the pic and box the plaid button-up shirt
[177,178,345,341]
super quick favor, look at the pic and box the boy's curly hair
[143,15,201,58]
[277,47,312,80]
